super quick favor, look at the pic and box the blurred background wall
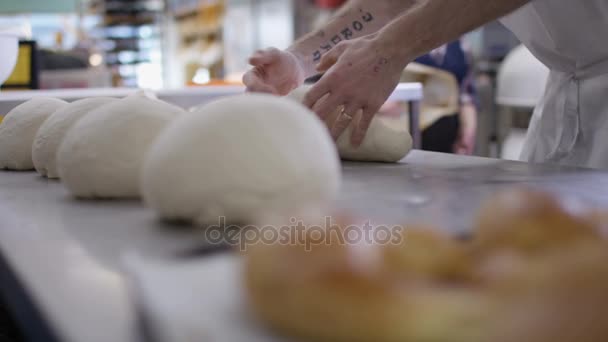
[0,0,541,159]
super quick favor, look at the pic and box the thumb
[243,68,278,94]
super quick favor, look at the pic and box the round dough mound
[0,97,67,170]
[32,97,118,178]
[57,97,183,199]
[288,86,412,163]
[142,93,341,224]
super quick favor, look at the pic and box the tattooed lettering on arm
[313,50,322,62]
[341,28,353,40]
[311,11,375,62]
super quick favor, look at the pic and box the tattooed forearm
[379,0,530,63]
[312,10,375,62]
[287,0,419,78]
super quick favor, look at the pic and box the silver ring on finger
[340,107,353,121]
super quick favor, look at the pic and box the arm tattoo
[313,51,322,63]
[312,11,375,62]
[320,43,332,52]
[341,28,353,40]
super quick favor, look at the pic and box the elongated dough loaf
[287,86,412,163]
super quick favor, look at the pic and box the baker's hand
[243,48,306,96]
[453,103,477,155]
[303,35,407,146]
[453,129,475,155]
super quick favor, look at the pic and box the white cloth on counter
[124,253,285,342]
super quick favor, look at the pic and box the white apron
[501,0,608,169]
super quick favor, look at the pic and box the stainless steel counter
[0,150,607,342]
[340,151,608,232]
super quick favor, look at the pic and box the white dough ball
[32,97,118,179]
[142,93,341,224]
[287,86,412,163]
[57,97,183,199]
[0,97,68,170]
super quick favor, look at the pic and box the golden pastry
[382,227,475,282]
[481,241,608,342]
[244,215,484,342]
[473,188,598,256]
[245,190,608,342]
[582,210,608,238]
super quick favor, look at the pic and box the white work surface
[1,151,608,342]
[0,83,426,342]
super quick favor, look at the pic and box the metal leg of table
[408,100,422,149]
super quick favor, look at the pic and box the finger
[312,92,343,121]
[249,48,281,66]
[249,48,280,63]
[316,43,348,72]
[242,70,260,87]
[246,82,276,94]
[351,106,376,147]
[330,103,360,141]
[303,81,331,110]
[312,93,334,125]
[323,102,343,128]
[242,71,277,94]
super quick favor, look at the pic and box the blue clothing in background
[415,40,476,106]
[414,40,477,153]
